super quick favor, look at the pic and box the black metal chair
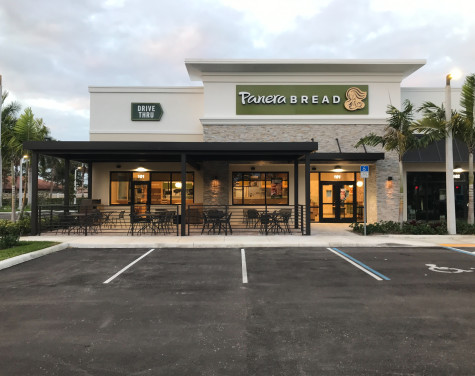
[279,209,292,234]
[246,209,259,228]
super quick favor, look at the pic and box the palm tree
[456,74,475,224]
[355,100,440,227]
[9,108,50,220]
[416,75,475,224]
[1,91,21,209]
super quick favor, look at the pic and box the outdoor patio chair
[278,209,292,234]
[116,210,126,228]
[246,209,259,228]
[127,212,151,235]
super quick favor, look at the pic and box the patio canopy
[23,141,319,163]
[24,141,319,236]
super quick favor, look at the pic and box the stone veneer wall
[204,124,399,222]
[202,161,229,206]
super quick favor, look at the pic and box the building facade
[26,59,468,235]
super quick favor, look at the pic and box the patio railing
[37,204,308,236]
[186,204,308,235]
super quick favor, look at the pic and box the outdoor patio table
[202,210,227,234]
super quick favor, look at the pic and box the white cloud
[218,0,332,33]
[1,0,474,140]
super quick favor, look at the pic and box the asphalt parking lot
[0,246,474,375]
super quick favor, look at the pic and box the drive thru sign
[360,165,369,236]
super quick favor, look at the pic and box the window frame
[232,171,289,206]
[109,171,194,206]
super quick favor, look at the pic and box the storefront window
[407,172,467,221]
[320,172,355,181]
[232,172,288,205]
[133,172,150,181]
[310,173,319,222]
[151,172,194,205]
[356,176,364,221]
[110,171,194,205]
[110,172,131,205]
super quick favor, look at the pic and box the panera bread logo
[344,87,367,111]
[236,85,369,115]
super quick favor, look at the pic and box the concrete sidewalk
[18,222,475,249]
[20,231,475,249]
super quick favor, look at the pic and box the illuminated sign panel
[236,85,368,115]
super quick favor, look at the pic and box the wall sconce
[453,167,463,173]
[211,176,219,188]
[311,167,316,171]
[135,167,147,172]
[386,176,393,189]
[175,182,182,189]
[332,165,343,172]
[356,181,363,187]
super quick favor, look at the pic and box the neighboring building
[25,59,467,235]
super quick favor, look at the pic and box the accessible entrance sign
[360,165,369,178]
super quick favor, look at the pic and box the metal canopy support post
[87,162,92,199]
[305,153,311,235]
[31,151,38,235]
[64,159,70,207]
[181,153,187,236]
[294,159,299,229]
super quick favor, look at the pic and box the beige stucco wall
[89,87,204,142]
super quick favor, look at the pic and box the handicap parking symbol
[426,264,475,274]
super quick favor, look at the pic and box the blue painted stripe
[331,247,391,281]
[442,246,475,257]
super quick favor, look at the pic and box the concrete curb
[0,243,70,271]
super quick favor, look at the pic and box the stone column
[202,161,229,206]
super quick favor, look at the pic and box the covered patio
[24,141,318,236]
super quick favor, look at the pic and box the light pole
[445,73,456,234]
[0,75,3,209]
[19,155,28,211]
[74,166,82,205]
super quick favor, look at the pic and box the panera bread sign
[236,85,368,115]
[131,103,163,121]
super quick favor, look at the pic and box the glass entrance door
[131,181,151,214]
[320,182,356,222]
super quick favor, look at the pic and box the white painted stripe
[241,248,248,284]
[103,248,155,284]
[326,247,383,281]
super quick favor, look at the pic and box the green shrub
[455,221,475,235]
[0,218,32,249]
[350,220,447,235]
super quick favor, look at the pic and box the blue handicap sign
[360,165,369,172]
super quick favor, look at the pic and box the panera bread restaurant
[25,59,434,236]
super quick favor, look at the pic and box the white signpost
[360,165,369,236]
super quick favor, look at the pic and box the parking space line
[441,246,475,257]
[241,248,248,284]
[327,248,390,281]
[103,248,156,284]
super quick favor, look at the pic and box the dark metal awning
[403,138,469,163]
[23,141,319,163]
[310,152,384,162]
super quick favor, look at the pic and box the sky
[0,0,474,141]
